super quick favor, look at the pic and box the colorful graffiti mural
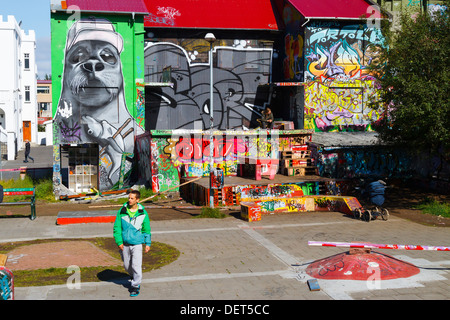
[282,4,304,82]
[305,21,384,81]
[135,132,152,185]
[52,16,145,191]
[310,145,414,179]
[304,79,383,131]
[280,2,386,133]
[148,130,313,193]
[284,34,304,81]
[238,182,318,202]
[144,41,272,130]
[240,195,362,222]
[300,20,386,132]
[179,176,351,208]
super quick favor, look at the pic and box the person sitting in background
[258,107,274,129]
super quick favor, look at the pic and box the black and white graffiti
[144,42,273,130]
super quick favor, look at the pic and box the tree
[370,4,450,167]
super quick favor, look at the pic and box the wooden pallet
[281,158,309,167]
[281,150,311,159]
[284,166,318,176]
[279,146,318,176]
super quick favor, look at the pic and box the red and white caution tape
[308,241,450,251]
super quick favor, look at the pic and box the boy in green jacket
[113,190,151,297]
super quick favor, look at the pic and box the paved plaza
[1,210,449,303]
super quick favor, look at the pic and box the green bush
[196,206,227,219]
[35,178,57,202]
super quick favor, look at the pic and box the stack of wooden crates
[279,135,318,177]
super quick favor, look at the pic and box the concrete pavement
[0,144,53,180]
[1,210,449,303]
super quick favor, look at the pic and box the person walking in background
[24,140,34,163]
[113,190,151,297]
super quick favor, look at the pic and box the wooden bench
[240,195,363,222]
[0,187,36,220]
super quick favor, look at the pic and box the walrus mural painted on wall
[54,18,144,190]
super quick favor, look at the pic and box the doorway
[23,121,31,142]
[61,144,99,194]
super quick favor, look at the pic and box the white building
[0,15,38,160]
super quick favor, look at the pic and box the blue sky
[1,0,51,79]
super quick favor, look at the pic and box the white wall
[21,29,38,145]
[0,15,37,160]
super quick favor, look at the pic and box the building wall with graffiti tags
[147,129,313,193]
[280,3,305,83]
[278,0,386,132]
[302,21,385,132]
[51,12,146,194]
[144,30,279,130]
[303,79,384,132]
[309,144,414,179]
[181,178,353,207]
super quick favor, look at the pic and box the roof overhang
[286,0,389,22]
[51,0,149,15]
[142,0,280,31]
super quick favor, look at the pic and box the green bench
[0,187,36,220]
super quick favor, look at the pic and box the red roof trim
[286,0,383,20]
[65,0,149,14]
[142,0,280,30]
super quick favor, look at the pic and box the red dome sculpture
[306,251,420,281]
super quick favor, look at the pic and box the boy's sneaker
[130,286,140,297]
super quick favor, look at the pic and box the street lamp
[205,32,216,208]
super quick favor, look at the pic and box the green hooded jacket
[113,203,151,246]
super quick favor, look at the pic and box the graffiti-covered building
[50,0,395,196]
[272,0,388,132]
[50,0,148,195]
[142,0,282,130]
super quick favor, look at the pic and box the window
[25,86,30,102]
[24,53,30,70]
[37,86,50,94]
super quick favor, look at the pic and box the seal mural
[54,18,144,189]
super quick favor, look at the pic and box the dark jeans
[262,122,273,129]
[25,153,34,162]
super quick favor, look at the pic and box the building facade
[142,0,281,130]
[0,15,37,160]
[50,1,147,195]
[272,0,387,132]
[53,0,428,195]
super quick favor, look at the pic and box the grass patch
[0,238,179,287]
[415,198,450,218]
[34,179,58,203]
[194,206,228,219]
[0,177,58,203]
